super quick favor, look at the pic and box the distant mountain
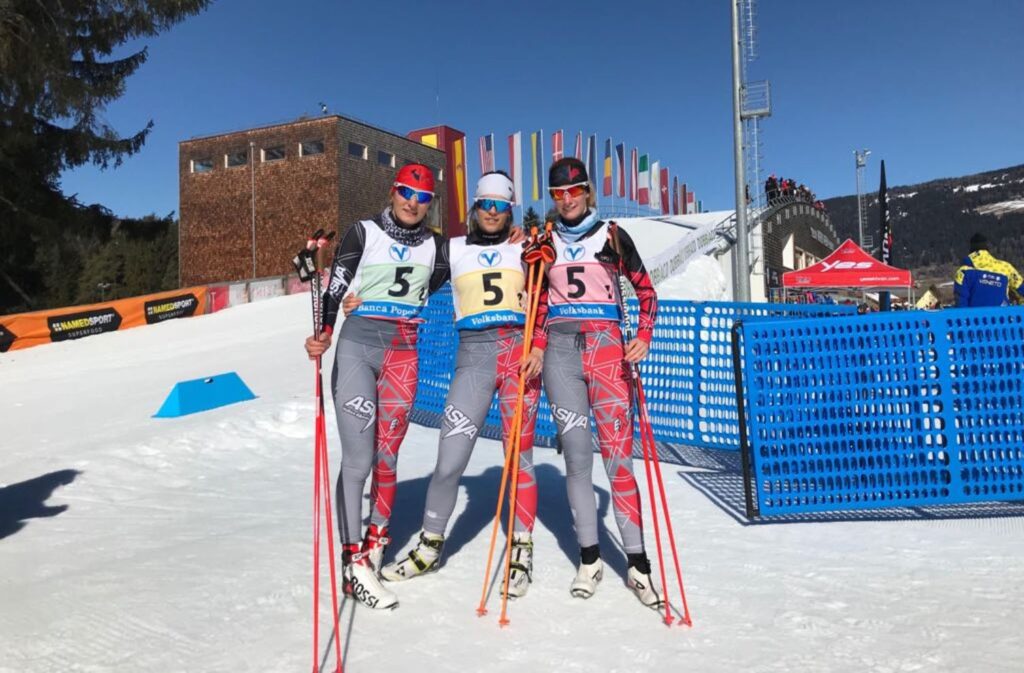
[822,164,1024,295]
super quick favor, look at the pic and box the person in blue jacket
[954,233,1024,307]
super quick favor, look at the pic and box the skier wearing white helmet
[379,170,546,599]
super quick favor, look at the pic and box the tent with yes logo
[782,238,912,290]
[781,238,914,307]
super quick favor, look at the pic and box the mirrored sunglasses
[549,185,589,201]
[395,185,434,204]
[474,199,513,213]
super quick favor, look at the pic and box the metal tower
[854,149,872,249]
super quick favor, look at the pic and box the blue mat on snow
[153,372,256,418]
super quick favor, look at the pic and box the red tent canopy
[782,239,912,289]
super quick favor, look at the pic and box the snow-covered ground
[975,200,1024,216]
[3,292,1024,672]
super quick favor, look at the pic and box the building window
[377,150,395,167]
[348,142,367,160]
[225,150,247,168]
[262,145,286,162]
[300,140,324,157]
[191,158,214,173]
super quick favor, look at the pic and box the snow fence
[412,284,855,451]
[734,306,1024,516]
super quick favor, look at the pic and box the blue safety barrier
[735,307,1024,516]
[638,300,856,450]
[412,284,854,450]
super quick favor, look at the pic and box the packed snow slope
[2,293,1023,672]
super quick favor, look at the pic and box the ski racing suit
[322,210,449,546]
[420,228,545,536]
[540,213,657,554]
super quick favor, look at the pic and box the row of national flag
[477,130,700,214]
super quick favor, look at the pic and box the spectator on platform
[954,233,1024,307]
[765,175,779,204]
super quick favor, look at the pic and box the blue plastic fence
[736,307,1024,516]
[413,284,854,450]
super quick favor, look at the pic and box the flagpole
[878,159,891,311]
[540,128,547,216]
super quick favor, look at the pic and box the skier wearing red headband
[305,163,448,610]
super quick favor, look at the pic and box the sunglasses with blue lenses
[474,199,513,213]
[395,185,434,204]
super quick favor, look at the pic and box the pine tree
[0,1,210,313]
[523,207,540,229]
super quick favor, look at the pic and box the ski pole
[296,230,344,672]
[497,221,554,626]
[633,369,692,626]
[608,221,691,627]
[476,224,549,619]
[311,231,345,666]
[476,225,541,617]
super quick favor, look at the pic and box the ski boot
[505,532,534,599]
[380,530,444,582]
[626,554,665,610]
[361,523,390,573]
[342,543,398,610]
[569,558,604,599]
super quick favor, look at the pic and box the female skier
[304,163,448,610]
[377,170,546,599]
[539,156,664,609]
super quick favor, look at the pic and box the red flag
[552,130,564,162]
[660,167,670,214]
[574,132,582,159]
[672,176,679,214]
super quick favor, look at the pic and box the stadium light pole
[730,0,750,302]
[854,149,870,248]
[250,140,257,279]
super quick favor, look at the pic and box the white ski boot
[361,524,390,573]
[380,531,444,582]
[627,566,665,610]
[343,550,398,610]
[504,532,533,599]
[569,558,604,599]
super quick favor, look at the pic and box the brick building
[178,115,449,285]
[760,202,839,300]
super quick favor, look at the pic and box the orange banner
[0,287,208,352]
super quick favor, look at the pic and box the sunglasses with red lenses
[395,185,434,204]
[549,185,589,201]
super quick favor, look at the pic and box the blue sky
[59,0,1024,219]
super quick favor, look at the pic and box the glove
[292,248,317,281]
[292,229,334,281]
[595,239,620,266]
[522,236,556,265]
